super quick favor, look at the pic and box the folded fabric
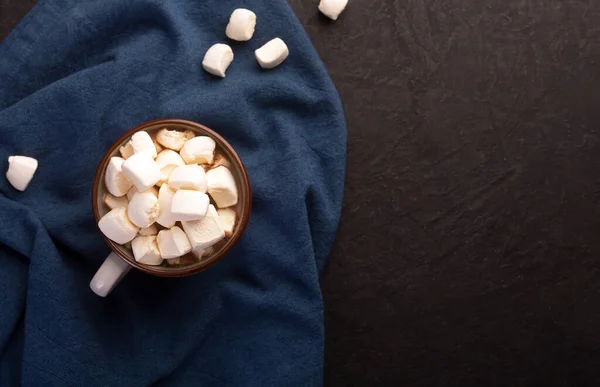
[0,0,346,385]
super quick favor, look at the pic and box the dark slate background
[3,1,600,385]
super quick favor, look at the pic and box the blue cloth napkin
[0,0,346,385]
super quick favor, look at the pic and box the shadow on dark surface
[4,0,600,385]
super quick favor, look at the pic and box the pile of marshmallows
[203,0,349,77]
[99,129,238,267]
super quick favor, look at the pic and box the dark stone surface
[4,1,600,385]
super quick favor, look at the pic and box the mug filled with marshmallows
[90,119,251,297]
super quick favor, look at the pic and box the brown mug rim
[92,118,252,277]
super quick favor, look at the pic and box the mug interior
[92,119,251,277]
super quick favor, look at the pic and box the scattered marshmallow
[217,208,237,237]
[119,143,134,159]
[171,190,210,221]
[318,0,349,20]
[104,193,128,210]
[156,184,177,228]
[121,153,161,192]
[127,191,160,228]
[98,207,139,244]
[139,224,158,236]
[132,236,163,266]
[255,38,289,69]
[129,131,158,159]
[157,226,192,259]
[206,166,238,208]
[105,157,133,197]
[168,164,207,192]
[156,128,195,151]
[180,136,216,165]
[226,9,257,42]
[156,150,186,169]
[6,156,38,192]
[182,205,225,250]
[202,44,234,78]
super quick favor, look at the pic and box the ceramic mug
[89,119,251,297]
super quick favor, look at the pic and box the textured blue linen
[0,0,346,385]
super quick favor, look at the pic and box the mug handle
[90,252,131,297]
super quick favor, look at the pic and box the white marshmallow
[156,184,177,228]
[129,131,157,158]
[156,128,195,151]
[127,191,160,228]
[255,38,289,69]
[104,193,128,210]
[180,136,216,165]
[157,226,192,259]
[181,205,225,250]
[217,208,237,237]
[139,224,158,236]
[226,9,257,42]
[171,190,210,221]
[121,153,161,192]
[168,164,207,192]
[132,236,163,266]
[6,156,38,192]
[105,157,133,197]
[98,207,139,244]
[156,164,178,187]
[127,186,159,201]
[206,166,238,208]
[202,44,234,78]
[119,143,134,159]
[318,0,348,20]
[155,150,186,169]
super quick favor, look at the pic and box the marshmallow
[121,153,161,192]
[156,128,195,151]
[132,236,163,266]
[127,186,158,201]
[157,226,192,259]
[168,164,207,192]
[139,224,158,236]
[318,0,349,20]
[6,156,38,192]
[119,143,134,159]
[129,131,157,158]
[104,193,128,210]
[157,164,178,187]
[202,44,234,78]
[105,157,133,197]
[217,208,237,237]
[98,207,139,244]
[156,184,177,228]
[226,9,257,42]
[171,190,210,221]
[255,38,289,69]
[155,150,186,169]
[180,136,216,165]
[206,166,238,208]
[127,191,160,228]
[182,205,225,250]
